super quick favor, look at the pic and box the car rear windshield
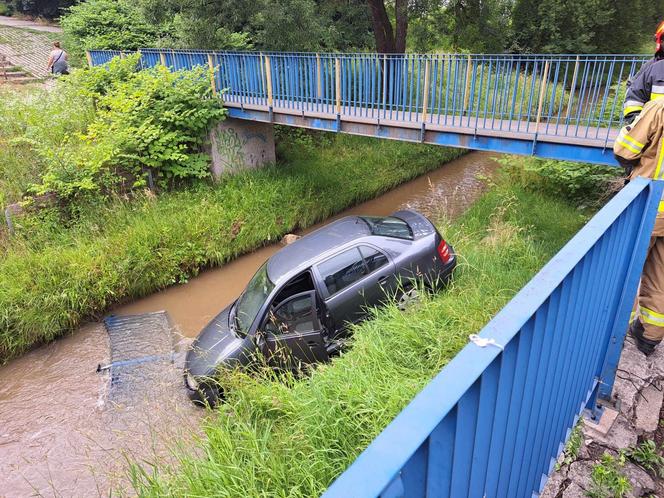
[359,216,413,240]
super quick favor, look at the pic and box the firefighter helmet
[656,21,664,52]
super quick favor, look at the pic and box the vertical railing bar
[603,62,626,148]
[544,59,562,136]
[525,60,539,133]
[573,59,591,136]
[596,60,616,139]
[483,58,493,130]
[565,55,581,133]
[335,57,341,117]
[465,58,476,128]
[490,58,502,131]
[553,59,570,135]
[444,54,451,126]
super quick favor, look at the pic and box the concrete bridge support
[209,118,276,180]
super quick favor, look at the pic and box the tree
[366,0,408,53]
[6,0,78,19]
[61,0,160,58]
[511,0,664,54]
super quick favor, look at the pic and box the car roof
[267,216,371,282]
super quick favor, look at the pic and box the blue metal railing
[319,177,662,498]
[88,49,649,148]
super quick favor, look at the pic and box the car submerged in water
[184,210,456,404]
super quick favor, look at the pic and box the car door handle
[378,275,389,285]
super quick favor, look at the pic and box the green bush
[498,155,621,208]
[0,83,96,207]
[61,0,160,59]
[0,2,13,16]
[27,55,226,201]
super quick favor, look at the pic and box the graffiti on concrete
[214,128,247,172]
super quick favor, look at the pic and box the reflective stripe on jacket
[624,58,664,121]
[614,99,664,236]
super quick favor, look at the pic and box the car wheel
[396,286,420,311]
[189,383,223,407]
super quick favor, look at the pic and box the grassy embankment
[129,163,592,497]
[0,121,464,362]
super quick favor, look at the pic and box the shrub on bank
[128,165,588,497]
[0,55,225,207]
[498,155,622,208]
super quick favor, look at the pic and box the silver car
[184,210,456,404]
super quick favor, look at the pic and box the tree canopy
[55,0,664,55]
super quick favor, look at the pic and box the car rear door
[315,245,396,332]
[260,290,329,368]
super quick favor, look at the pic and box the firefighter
[623,21,664,124]
[614,99,664,355]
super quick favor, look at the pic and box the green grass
[128,167,589,497]
[0,131,464,362]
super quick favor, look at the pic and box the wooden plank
[207,53,217,94]
[335,58,341,115]
[85,50,92,67]
[535,61,551,130]
[316,53,322,100]
[566,56,581,119]
[265,55,273,107]
[463,55,473,112]
[422,59,431,122]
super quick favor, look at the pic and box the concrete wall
[209,118,276,179]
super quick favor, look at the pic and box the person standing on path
[46,41,68,75]
[614,99,664,355]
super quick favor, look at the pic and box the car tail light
[437,240,453,264]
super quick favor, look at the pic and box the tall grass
[128,167,588,497]
[0,85,95,206]
[0,131,464,362]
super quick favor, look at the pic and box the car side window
[359,245,389,273]
[317,248,367,295]
[268,293,316,335]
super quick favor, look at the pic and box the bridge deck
[225,98,618,147]
[225,98,620,164]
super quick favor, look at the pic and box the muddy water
[0,151,499,497]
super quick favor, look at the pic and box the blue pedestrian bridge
[89,50,651,166]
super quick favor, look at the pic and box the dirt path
[0,16,62,33]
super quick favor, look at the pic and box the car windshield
[235,263,275,337]
[360,216,413,240]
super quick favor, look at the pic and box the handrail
[87,49,652,163]
[321,177,662,498]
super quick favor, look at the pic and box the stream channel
[0,151,499,497]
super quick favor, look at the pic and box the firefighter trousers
[638,237,664,341]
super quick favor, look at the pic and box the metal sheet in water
[104,312,175,402]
